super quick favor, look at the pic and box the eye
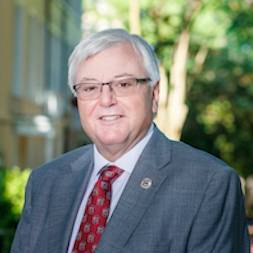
[117,80,134,88]
[81,84,99,93]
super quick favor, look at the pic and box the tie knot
[100,165,123,183]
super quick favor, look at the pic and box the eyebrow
[78,77,99,82]
[77,73,135,83]
[114,73,135,78]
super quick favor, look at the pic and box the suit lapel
[47,146,94,253]
[96,127,172,253]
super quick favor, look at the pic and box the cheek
[78,99,96,115]
[77,102,96,126]
[129,96,153,123]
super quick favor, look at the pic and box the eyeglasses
[73,77,151,100]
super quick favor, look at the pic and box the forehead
[75,43,147,82]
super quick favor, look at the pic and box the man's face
[75,43,159,161]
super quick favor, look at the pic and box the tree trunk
[156,30,190,140]
[129,0,141,34]
[194,46,208,74]
[128,0,202,141]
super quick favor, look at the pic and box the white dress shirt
[67,124,154,253]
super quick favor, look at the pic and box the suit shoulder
[170,140,236,176]
[151,127,236,177]
[31,144,93,176]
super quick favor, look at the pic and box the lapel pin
[140,178,152,189]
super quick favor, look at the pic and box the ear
[152,81,160,114]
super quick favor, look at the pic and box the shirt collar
[93,124,154,175]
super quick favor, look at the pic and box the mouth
[99,115,123,121]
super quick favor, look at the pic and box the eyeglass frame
[73,77,152,100]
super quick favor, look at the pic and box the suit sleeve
[187,168,250,253]
[10,173,33,253]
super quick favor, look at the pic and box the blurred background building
[0,0,83,169]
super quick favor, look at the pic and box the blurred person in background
[11,29,250,253]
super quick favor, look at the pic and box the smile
[99,115,122,121]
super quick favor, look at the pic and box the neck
[96,141,139,162]
[96,129,152,162]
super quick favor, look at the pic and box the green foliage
[83,0,253,177]
[192,8,230,48]
[0,167,31,253]
[139,0,253,177]
[3,167,30,216]
[182,1,253,177]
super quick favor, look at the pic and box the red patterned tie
[72,165,123,253]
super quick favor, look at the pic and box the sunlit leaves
[192,8,230,48]
[198,99,235,134]
[3,167,30,216]
[0,167,31,252]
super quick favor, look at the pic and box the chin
[100,138,125,146]
[96,134,128,146]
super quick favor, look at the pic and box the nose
[99,84,117,107]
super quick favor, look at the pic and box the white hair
[68,28,160,94]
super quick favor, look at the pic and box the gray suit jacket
[11,127,250,253]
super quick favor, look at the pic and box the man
[11,29,249,253]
